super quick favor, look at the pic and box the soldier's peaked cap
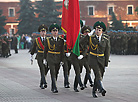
[81,25,91,34]
[38,24,48,32]
[93,21,106,32]
[49,23,60,32]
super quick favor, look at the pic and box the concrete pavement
[0,49,138,102]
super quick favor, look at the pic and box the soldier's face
[95,28,103,36]
[51,29,58,37]
[40,30,46,37]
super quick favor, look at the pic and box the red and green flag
[61,0,80,56]
[61,0,68,33]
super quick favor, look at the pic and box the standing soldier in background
[12,34,18,54]
[79,25,93,88]
[30,24,49,89]
[4,33,12,56]
[2,34,9,58]
[80,21,110,98]
[44,23,64,93]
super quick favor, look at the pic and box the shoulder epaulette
[59,35,62,38]
[103,33,109,37]
[103,36,109,40]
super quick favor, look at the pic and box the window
[10,28,15,35]
[8,8,15,17]
[88,6,94,16]
[127,5,133,15]
[108,7,113,15]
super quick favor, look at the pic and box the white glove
[43,59,47,65]
[105,67,108,69]
[88,29,95,36]
[66,53,71,57]
[60,61,64,66]
[30,55,33,60]
[64,39,66,42]
[78,55,84,60]
[30,55,33,65]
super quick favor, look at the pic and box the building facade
[79,0,138,29]
[0,0,138,35]
[0,1,20,34]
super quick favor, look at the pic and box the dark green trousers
[48,62,60,91]
[37,54,49,86]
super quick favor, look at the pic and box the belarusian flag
[66,0,80,56]
[61,0,68,33]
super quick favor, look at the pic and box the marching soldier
[79,25,93,88]
[30,24,49,89]
[60,30,71,88]
[66,20,85,92]
[44,23,64,93]
[80,21,110,98]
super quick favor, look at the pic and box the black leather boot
[92,81,98,98]
[97,80,106,96]
[84,73,89,88]
[77,75,84,90]
[64,75,70,88]
[51,78,58,93]
[74,76,79,92]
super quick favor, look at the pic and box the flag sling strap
[36,37,44,50]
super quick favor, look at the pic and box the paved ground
[0,49,138,102]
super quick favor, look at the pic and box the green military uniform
[30,24,49,89]
[80,21,110,98]
[2,35,9,58]
[60,34,71,88]
[79,25,93,88]
[12,34,18,54]
[44,23,64,93]
[4,34,12,56]
[67,20,85,92]
[68,51,84,92]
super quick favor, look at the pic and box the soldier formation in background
[109,30,138,55]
